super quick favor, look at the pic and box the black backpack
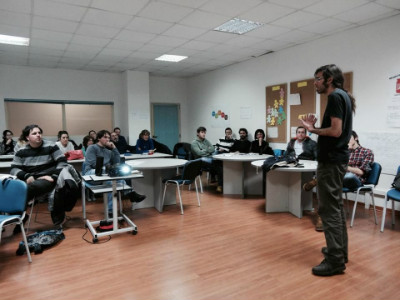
[392,173,400,191]
[54,179,80,212]
[262,155,298,173]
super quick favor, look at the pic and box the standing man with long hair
[301,64,355,276]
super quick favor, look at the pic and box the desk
[126,158,187,212]
[213,153,273,197]
[0,155,14,161]
[252,160,317,218]
[82,172,143,242]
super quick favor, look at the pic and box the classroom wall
[186,14,400,208]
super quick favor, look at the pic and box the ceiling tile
[179,10,229,29]
[76,23,120,39]
[115,29,156,43]
[107,40,144,51]
[136,43,175,54]
[29,47,65,57]
[30,38,69,50]
[376,0,400,9]
[161,0,209,9]
[162,24,208,39]
[91,0,149,15]
[0,10,31,28]
[273,29,321,43]
[82,8,133,28]
[335,2,396,24]
[268,0,320,9]
[138,1,194,23]
[304,0,370,17]
[245,24,292,39]
[33,0,87,22]
[32,16,79,33]
[0,0,31,14]
[224,35,265,47]
[70,35,110,47]
[272,11,325,29]
[181,40,217,51]
[31,28,73,43]
[239,2,295,23]
[149,35,189,47]
[300,18,354,34]
[51,0,92,7]
[0,24,30,37]
[196,31,235,43]
[200,0,263,17]
[126,17,173,34]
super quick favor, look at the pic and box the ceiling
[0,0,399,78]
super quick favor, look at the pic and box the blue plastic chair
[380,166,400,232]
[161,159,202,214]
[0,178,32,262]
[343,162,382,228]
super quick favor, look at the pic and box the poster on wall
[210,106,230,128]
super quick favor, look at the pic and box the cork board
[289,78,316,137]
[265,83,287,143]
[320,72,353,119]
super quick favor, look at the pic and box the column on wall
[123,70,151,146]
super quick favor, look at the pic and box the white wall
[186,14,400,209]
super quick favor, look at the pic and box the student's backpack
[392,173,400,191]
[16,229,65,255]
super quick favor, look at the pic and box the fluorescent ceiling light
[0,34,30,46]
[214,18,264,35]
[155,54,188,62]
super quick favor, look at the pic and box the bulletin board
[265,83,287,143]
[320,72,353,119]
[290,78,316,136]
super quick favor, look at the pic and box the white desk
[0,155,14,161]
[126,158,187,212]
[82,172,143,243]
[252,159,317,218]
[213,153,273,197]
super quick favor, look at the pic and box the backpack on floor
[16,229,65,255]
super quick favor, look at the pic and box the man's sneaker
[312,259,346,276]
[303,178,317,191]
[315,215,324,232]
[125,191,146,203]
[216,186,222,193]
[322,247,348,263]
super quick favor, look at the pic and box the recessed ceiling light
[0,34,30,46]
[155,54,188,62]
[214,18,264,35]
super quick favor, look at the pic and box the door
[152,104,180,152]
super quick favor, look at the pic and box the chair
[380,166,400,232]
[343,162,382,228]
[0,178,32,262]
[172,142,192,160]
[161,159,202,214]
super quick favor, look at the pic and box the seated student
[13,132,28,153]
[88,130,97,143]
[55,130,75,154]
[216,127,235,153]
[231,128,251,153]
[344,130,374,190]
[81,135,94,157]
[136,129,155,154]
[191,126,223,193]
[11,124,69,228]
[83,130,146,215]
[250,129,274,155]
[0,130,16,155]
[110,131,135,154]
[286,126,317,160]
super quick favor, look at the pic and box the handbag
[64,149,84,160]
[392,173,400,191]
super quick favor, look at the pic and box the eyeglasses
[314,77,323,82]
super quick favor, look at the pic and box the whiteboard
[360,131,400,175]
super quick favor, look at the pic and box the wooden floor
[1,183,400,300]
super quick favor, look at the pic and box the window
[5,99,113,137]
